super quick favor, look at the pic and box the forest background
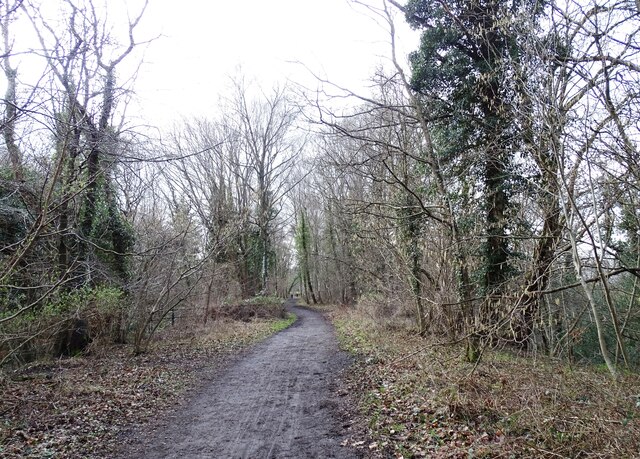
[0,0,638,432]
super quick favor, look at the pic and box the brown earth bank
[0,308,298,458]
[115,300,360,458]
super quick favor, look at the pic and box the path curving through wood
[119,299,357,459]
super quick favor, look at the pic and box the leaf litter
[0,318,291,459]
[329,307,640,458]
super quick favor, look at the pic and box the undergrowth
[330,306,640,458]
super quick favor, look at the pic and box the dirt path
[118,300,358,459]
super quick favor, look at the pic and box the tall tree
[226,78,301,296]
[401,0,542,326]
[294,207,318,304]
[0,0,24,182]
[26,0,145,284]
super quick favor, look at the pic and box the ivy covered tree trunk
[1,48,22,181]
[404,0,543,338]
[295,209,317,305]
[397,150,427,335]
[55,108,83,279]
[477,1,512,302]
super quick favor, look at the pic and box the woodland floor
[3,301,638,459]
[0,309,297,458]
[325,304,640,458]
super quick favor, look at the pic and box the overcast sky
[4,1,419,130]
[126,0,419,127]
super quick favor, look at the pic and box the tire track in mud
[120,300,357,459]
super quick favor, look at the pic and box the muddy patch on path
[117,300,359,459]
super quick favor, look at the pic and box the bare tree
[225,77,302,296]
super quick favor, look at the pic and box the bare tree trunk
[568,227,617,378]
[204,275,215,325]
[1,5,23,181]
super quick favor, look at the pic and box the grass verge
[329,306,640,458]
[269,312,297,333]
[0,316,295,459]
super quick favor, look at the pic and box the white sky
[3,0,419,131]
[125,0,419,127]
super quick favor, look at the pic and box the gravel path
[119,300,357,458]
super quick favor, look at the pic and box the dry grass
[330,306,640,458]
